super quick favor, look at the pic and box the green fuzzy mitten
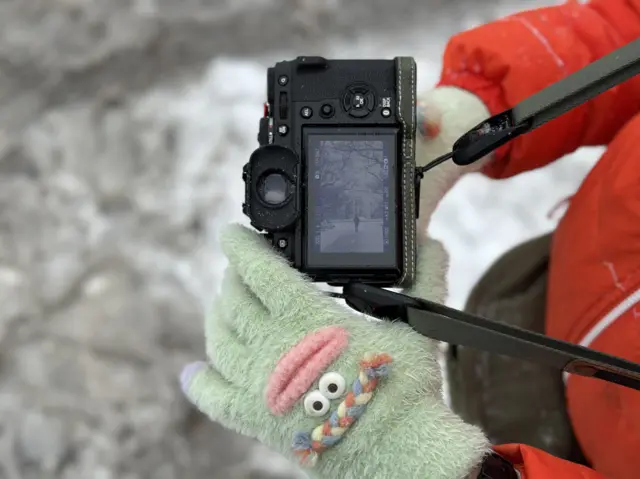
[180,224,489,479]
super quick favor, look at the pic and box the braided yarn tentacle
[291,352,392,467]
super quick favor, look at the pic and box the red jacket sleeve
[438,0,640,179]
[494,444,605,479]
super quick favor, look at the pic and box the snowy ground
[320,219,385,253]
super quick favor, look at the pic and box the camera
[242,56,419,287]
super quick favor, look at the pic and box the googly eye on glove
[179,222,489,479]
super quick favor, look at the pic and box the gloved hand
[179,222,489,479]
[415,86,493,236]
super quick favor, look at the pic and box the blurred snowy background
[0,0,604,478]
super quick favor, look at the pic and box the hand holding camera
[180,223,489,479]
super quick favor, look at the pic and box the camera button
[366,92,376,111]
[351,92,367,110]
[342,91,353,111]
[296,56,328,68]
[343,84,375,118]
[348,107,369,118]
[258,118,270,145]
[320,104,334,118]
[277,124,288,136]
[300,106,313,119]
[279,92,289,120]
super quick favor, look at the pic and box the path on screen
[321,219,384,253]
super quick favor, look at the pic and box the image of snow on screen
[309,137,392,254]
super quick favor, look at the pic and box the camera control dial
[342,83,376,118]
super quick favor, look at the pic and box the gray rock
[16,411,71,473]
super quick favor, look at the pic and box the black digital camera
[242,56,418,287]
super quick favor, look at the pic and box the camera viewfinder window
[307,134,396,261]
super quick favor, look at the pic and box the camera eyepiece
[257,171,293,207]
[243,145,300,232]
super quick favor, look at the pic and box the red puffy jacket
[439,1,640,478]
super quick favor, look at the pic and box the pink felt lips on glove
[265,326,350,415]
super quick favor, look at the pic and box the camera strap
[339,283,640,391]
[418,36,640,174]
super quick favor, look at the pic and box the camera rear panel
[244,56,417,287]
[269,57,397,132]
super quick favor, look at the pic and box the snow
[319,220,385,253]
[432,148,602,308]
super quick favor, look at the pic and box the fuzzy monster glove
[180,223,489,479]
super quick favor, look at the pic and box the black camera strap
[340,283,640,391]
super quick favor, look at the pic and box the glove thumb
[406,236,449,303]
[415,86,493,235]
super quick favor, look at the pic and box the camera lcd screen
[305,132,397,268]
